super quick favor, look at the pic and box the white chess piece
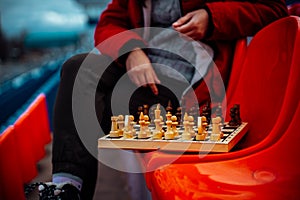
[109,116,120,138]
[196,116,208,141]
[210,117,223,141]
[117,115,125,136]
[123,115,135,138]
[182,113,192,140]
[138,112,148,139]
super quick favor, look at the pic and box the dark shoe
[25,182,80,200]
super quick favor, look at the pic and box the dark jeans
[52,53,189,199]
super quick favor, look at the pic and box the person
[38,0,288,199]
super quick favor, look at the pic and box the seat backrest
[288,3,300,16]
[0,126,26,200]
[226,16,300,149]
[13,93,51,183]
[14,112,39,183]
[24,93,51,153]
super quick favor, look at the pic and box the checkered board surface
[98,122,248,152]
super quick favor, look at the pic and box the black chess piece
[175,107,182,125]
[166,100,173,114]
[137,106,143,123]
[201,102,211,124]
[148,104,156,122]
[229,104,242,126]
[143,104,149,116]
[215,103,224,124]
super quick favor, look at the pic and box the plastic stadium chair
[288,3,300,16]
[23,93,52,160]
[0,126,26,200]
[13,112,39,184]
[13,93,51,183]
[141,16,300,199]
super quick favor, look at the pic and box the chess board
[98,122,248,153]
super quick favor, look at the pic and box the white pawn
[164,119,174,140]
[138,112,148,139]
[109,116,119,138]
[117,115,125,136]
[152,120,163,139]
[210,116,223,141]
[144,115,152,137]
[171,116,178,137]
[182,113,192,140]
[188,116,195,137]
[124,115,135,138]
[196,116,208,141]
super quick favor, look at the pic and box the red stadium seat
[288,3,300,16]
[142,16,300,199]
[13,93,51,183]
[13,112,39,183]
[0,126,26,200]
[23,93,52,159]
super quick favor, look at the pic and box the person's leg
[52,53,125,199]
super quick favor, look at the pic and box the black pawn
[201,102,211,124]
[229,104,242,126]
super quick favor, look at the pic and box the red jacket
[94,0,288,108]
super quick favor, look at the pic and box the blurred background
[0,0,110,131]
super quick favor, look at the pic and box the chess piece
[144,115,151,137]
[109,116,120,138]
[154,104,161,119]
[175,107,182,125]
[188,116,195,137]
[171,115,178,137]
[166,111,172,121]
[189,103,199,120]
[196,116,208,141]
[164,118,174,140]
[124,115,136,138]
[149,105,156,122]
[137,106,143,123]
[166,100,173,114]
[201,102,211,124]
[117,115,125,136]
[182,113,192,140]
[143,104,149,116]
[215,103,224,124]
[138,112,148,139]
[152,104,163,139]
[159,116,165,134]
[153,120,163,139]
[229,104,242,126]
[210,117,223,141]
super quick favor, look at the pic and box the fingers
[173,9,209,40]
[127,64,161,95]
[173,18,194,34]
[173,13,192,28]
[148,83,158,96]
[147,70,160,95]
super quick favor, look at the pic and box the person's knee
[61,53,113,77]
[60,53,89,77]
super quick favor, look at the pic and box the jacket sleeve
[205,0,288,40]
[94,0,146,60]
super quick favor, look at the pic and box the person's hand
[172,9,209,40]
[126,48,160,95]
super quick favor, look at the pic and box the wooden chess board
[98,122,248,153]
